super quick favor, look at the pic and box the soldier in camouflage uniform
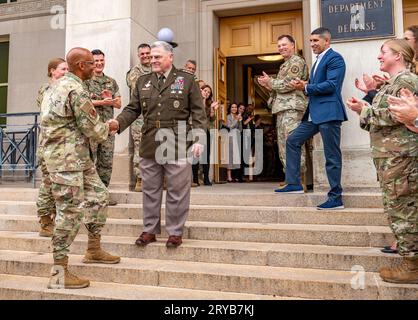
[36,58,68,237]
[126,44,152,192]
[84,50,121,203]
[41,48,120,290]
[258,35,309,184]
[347,39,418,284]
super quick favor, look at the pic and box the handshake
[106,119,119,136]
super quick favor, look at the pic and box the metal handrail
[0,112,40,187]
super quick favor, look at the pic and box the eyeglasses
[77,60,95,65]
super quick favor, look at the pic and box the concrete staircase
[0,184,417,300]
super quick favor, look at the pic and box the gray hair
[151,41,173,53]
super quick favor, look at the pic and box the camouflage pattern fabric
[374,157,417,259]
[126,64,151,179]
[36,82,55,218]
[41,72,110,261]
[41,73,109,172]
[84,73,121,186]
[359,70,418,158]
[270,54,309,114]
[36,157,55,218]
[359,70,418,259]
[51,167,108,260]
[276,110,306,173]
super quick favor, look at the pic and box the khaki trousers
[140,158,192,236]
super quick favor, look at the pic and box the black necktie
[158,75,165,90]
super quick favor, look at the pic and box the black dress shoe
[204,181,212,186]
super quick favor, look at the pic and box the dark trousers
[286,121,343,200]
[192,130,211,183]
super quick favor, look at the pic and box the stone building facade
[1,0,417,190]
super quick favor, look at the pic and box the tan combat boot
[48,256,90,289]
[134,178,142,192]
[83,233,121,264]
[39,215,55,238]
[379,257,418,284]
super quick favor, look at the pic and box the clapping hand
[257,72,272,90]
[191,143,204,158]
[355,74,377,94]
[290,78,307,91]
[346,97,366,115]
[102,90,112,99]
[211,101,219,111]
[388,88,418,125]
[372,74,389,89]
[107,119,119,135]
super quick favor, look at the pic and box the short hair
[91,49,105,56]
[186,59,197,66]
[47,58,66,78]
[151,41,173,53]
[311,27,332,40]
[278,35,295,44]
[138,43,151,51]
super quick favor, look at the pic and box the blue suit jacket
[304,48,348,124]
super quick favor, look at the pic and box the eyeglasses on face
[77,60,95,65]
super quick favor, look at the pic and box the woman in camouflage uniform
[36,58,68,237]
[347,39,418,284]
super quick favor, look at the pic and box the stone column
[65,0,158,189]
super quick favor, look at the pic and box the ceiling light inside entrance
[257,55,283,62]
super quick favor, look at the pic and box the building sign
[320,0,395,42]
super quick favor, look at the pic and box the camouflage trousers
[36,159,55,218]
[374,156,418,259]
[90,134,115,188]
[50,167,109,261]
[131,117,144,179]
[276,110,306,173]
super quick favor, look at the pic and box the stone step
[0,250,416,300]
[0,232,400,272]
[0,201,387,226]
[0,216,394,247]
[0,273,285,300]
[0,187,383,208]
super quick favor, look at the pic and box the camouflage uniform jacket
[126,64,152,92]
[84,73,121,122]
[360,70,418,158]
[116,67,207,160]
[271,54,309,114]
[37,82,53,159]
[40,72,109,173]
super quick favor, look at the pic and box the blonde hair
[47,58,66,78]
[383,39,417,74]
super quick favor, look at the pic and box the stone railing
[0,0,66,21]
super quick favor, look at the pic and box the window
[0,0,18,4]
[0,40,9,124]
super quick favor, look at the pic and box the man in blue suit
[276,27,347,210]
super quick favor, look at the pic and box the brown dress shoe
[135,232,156,246]
[166,235,182,248]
